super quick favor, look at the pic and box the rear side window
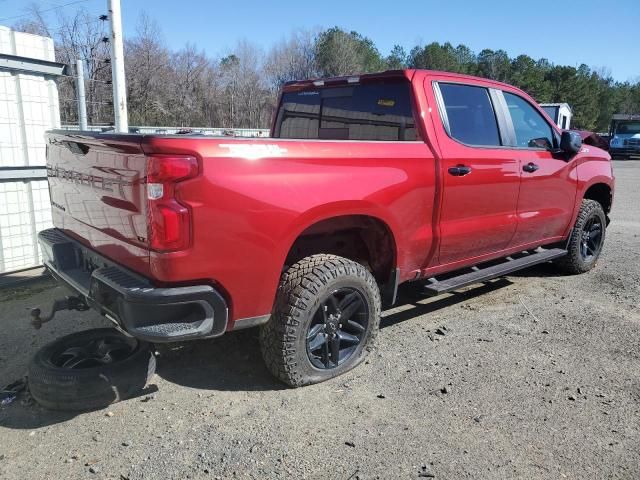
[504,92,555,149]
[438,83,501,146]
[274,81,417,141]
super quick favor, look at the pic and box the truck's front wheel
[260,254,381,387]
[556,199,607,274]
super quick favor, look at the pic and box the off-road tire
[28,328,156,411]
[260,254,381,387]
[555,199,607,274]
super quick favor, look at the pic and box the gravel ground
[0,160,638,480]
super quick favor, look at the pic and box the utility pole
[108,0,128,132]
[75,59,88,130]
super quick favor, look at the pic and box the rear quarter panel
[142,136,435,325]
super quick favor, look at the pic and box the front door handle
[523,162,540,173]
[448,165,472,176]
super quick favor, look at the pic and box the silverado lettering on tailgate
[47,165,130,193]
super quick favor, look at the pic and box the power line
[8,13,108,38]
[60,77,114,95]
[45,17,106,36]
[62,75,112,85]
[59,98,113,105]
[0,0,94,23]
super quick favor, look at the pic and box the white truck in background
[609,114,640,159]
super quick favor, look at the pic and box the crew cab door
[431,82,520,266]
[499,91,578,245]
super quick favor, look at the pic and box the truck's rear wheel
[260,254,381,387]
[556,199,606,274]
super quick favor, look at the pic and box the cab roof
[282,69,516,92]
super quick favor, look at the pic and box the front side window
[274,81,417,141]
[504,92,555,149]
[438,83,501,146]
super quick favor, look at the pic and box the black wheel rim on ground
[580,215,604,262]
[306,287,369,369]
[49,334,137,369]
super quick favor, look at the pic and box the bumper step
[424,248,567,296]
[37,228,228,342]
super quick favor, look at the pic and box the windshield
[615,122,640,135]
[273,81,417,141]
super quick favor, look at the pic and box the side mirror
[528,137,553,150]
[560,130,582,154]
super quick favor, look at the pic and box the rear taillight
[146,155,198,252]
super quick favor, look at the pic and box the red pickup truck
[39,69,614,387]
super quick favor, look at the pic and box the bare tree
[169,43,213,126]
[234,40,268,128]
[55,11,111,124]
[218,41,273,129]
[125,13,172,125]
[264,30,319,93]
[15,4,112,125]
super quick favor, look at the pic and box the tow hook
[30,296,90,330]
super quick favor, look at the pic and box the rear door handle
[448,165,472,176]
[523,162,540,173]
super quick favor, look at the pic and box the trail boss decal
[218,144,288,159]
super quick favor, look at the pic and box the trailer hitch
[30,296,90,330]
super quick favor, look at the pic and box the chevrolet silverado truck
[37,69,614,387]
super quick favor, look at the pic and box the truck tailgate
[46,132,151,275]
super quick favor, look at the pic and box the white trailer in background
[0,26,65,274]
[540,103,573,130]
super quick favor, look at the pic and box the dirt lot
[1,160,639,480]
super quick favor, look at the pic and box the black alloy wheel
[579,215,603,261]
[555,199,607,274]
[306,287,369,369]
[49,335,136,369]
[260,254,381,387]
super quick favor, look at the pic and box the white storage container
[0,26,61,273]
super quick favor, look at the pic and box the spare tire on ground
[28,328,155,411]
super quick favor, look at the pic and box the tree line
[15,8,640,132]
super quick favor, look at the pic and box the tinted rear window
[439,83,501,146]
[274,82,417,141]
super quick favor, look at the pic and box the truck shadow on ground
[506,261,566,278]
[0,277,514,429]
[381,277,513,329]
[155,278,514,391]
[154,329,284,392]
